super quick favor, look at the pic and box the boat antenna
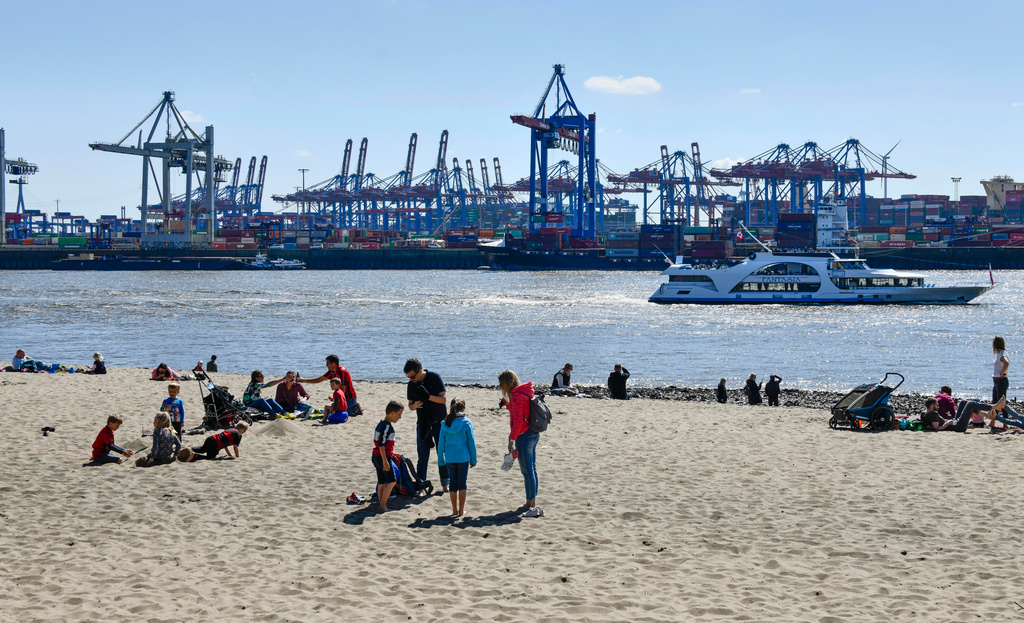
[738,221,772,253]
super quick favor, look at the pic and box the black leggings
[190,438,222,460]
[993,377,1009,404]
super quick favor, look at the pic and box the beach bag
[392,453,433,497]
[327,410,349,424]
[529,395,552,433]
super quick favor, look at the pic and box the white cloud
[296,149,311,157]
[584,75,661,95]
[615,128,623,134]
[181,110,206,125]
[740,88,761,95]
[713,157,740,169]
[597,127,605,134]
[1013,102,1024,107]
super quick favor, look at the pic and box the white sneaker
[500,453,515,471]
[523,507,544,518]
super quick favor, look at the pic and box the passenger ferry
[239,253,306,270]
[649,252,993,304]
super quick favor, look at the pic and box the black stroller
[195,377,253,431]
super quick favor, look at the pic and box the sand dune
[1,366,1022,621]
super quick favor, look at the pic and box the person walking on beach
[765,374,782,407]
[499,369,543,517]
[303,355,361,416]
[607,364,630,400]
[716,378,728,403]
[993,336,1010,404]
[405,358,449,492]
[745,374,763,405]
[437,398,476,517]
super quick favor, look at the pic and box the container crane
[511,64,598,239]
[89,91,232,245]
[0,128,40,243]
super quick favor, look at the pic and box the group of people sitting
[7,349,105,374]
[549,363,632,400]
[917,385,1021,432]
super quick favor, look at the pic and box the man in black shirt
[404,358,449,491]
[607,364,630,400]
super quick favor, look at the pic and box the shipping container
[605,248,639,258]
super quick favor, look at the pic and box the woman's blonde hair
[498,369,521,401]
[93,352,103,362]
[154,412,171,430]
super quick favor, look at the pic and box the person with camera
[404,358,449,492]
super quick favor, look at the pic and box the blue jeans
[995,404,1024,429]
[417,424,449,487]
[248,398,285,415]
[516,430,540,502]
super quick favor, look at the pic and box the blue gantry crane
[511,64,598,239]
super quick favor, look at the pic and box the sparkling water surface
[1,269,1020,397]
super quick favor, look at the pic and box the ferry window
[752,262,819,277]
[897,278,909,286]
[858,278,867,287]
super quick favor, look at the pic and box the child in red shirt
[91,415,134,465]
[323,378,349,424]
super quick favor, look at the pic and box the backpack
[392,453,433,497]
[528,395,552,433]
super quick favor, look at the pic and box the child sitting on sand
[323,378,349,424]
[161,382,185,438]
[372,401,404,512]
[91,415,134,465]
[437,397,476,517]
[140,413,181,466]
[178,422,248,462]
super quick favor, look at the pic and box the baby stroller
[828,372,903,431]
[196,378,252,430]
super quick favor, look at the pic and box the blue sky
[2,0,1022,220]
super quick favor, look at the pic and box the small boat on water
[239,253,306,270]
[649,251,993,304]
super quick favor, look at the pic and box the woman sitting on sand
[85,352,107,375]
[274,372,313,415]
[499,369,543,518]
[151,363,179,381]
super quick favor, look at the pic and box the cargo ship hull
[50,257,245,271]
[480,245,669,271]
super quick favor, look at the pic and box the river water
[1,268,1020,398]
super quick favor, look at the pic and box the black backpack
[528,395,552,433]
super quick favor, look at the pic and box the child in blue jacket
[437,398,477,517]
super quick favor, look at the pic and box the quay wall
[4,246,1024,271]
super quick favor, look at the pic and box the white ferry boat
[239,253,306,270]
[649,252,992,304]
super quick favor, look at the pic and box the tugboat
[238,253,306,270]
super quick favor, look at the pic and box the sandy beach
[1,366,1023,622]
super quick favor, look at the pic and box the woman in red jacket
[499,369,542,517]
